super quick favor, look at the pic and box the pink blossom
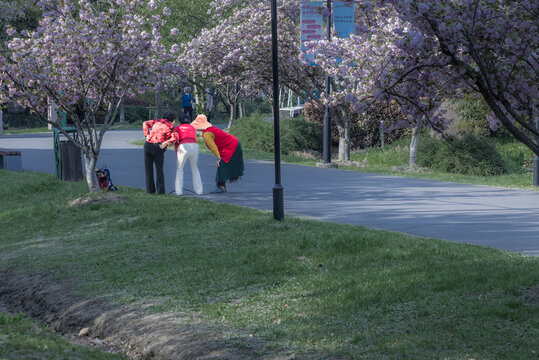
[0,0,184,191]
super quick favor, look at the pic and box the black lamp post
[534,114,539,186]
[271,0,284,220]
[322,0,332,164]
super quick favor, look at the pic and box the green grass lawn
[2,122,142,135]
[1,170,538,359]
[0,312,125,359]
[2,127,52,135]
[345,136,536,189]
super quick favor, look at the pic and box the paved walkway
[2,130,538,255]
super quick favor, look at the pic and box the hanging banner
[333,1,355,38]
[300,1,323,66]
[333,1,355,65]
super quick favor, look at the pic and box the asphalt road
[2,129,538,255]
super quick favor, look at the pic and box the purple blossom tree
[178,1,326,130]
[310,0,538,175]
[181,0,404,161]
[382,0,537,154]
[0,1,37,55]
[0,0,182,191]
[203,0,537,173]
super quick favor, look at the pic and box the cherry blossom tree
[380,0,537,152]
[0,1,38,56]
[0,0,182,191]
[181,0,396,161]
[304,4,404,160]
[310,0,538,177]
[178,0,326,129]
[158,0,213,43]
[385,0,538,183]
[207,0,537,175]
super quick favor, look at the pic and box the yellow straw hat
[191,114,212,130]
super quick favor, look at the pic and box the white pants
[175,143,203,195]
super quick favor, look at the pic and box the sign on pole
[333,1,354,65]
[333,1,355,38]
[300,1,323,66]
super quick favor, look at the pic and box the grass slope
[346,136,535,189]
[1,171,538,359]
[0,312,124,359]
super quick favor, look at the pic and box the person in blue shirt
[181,86,194,122]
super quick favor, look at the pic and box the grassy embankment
[1,170,538,359]
[0,312,124,359]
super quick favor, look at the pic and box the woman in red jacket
[191,114,244,193]
[142,110,176,194]
[161,114,203,195]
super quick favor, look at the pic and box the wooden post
[60,141,83,181]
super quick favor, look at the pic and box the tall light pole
[320,0,333,166]
[271,0,284,220]
[534,112,539,186]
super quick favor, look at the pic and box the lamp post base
[273,185,284,220]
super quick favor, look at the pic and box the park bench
[0,149,22,171]
[279,105,304,119]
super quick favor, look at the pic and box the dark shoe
[210,186,226,194]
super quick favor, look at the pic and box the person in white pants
[161,114,203,195]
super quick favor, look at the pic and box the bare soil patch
[68,194,131,207]
[391,165,432,173]
[523,286,539,305]
[0,270,299,359]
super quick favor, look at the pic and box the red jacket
[143,119,174,144]
[203,126,239,163]
[172,124,197,152]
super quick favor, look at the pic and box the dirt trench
[0,270,298,360]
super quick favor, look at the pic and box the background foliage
[417,133,509,176]
[230,114,323,155]
[446,95,492,137]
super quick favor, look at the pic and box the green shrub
[281,116,323,154]
[123,105,148,123]
[417,133,508,176]
[2,104,148,129]
[230,114,323,154]
[495,138,535,174]
[244,97,271,116]
[3,112,46,129]
[230,114,274,152]
[446,95,491,137]
[302,101,407,149]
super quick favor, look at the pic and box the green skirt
[216,142,244,184]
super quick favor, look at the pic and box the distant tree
[178,1,328,143]
[160,0,213,44]
[0,0,181,191]
[0,1,40,56]
[309,0,538,180]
